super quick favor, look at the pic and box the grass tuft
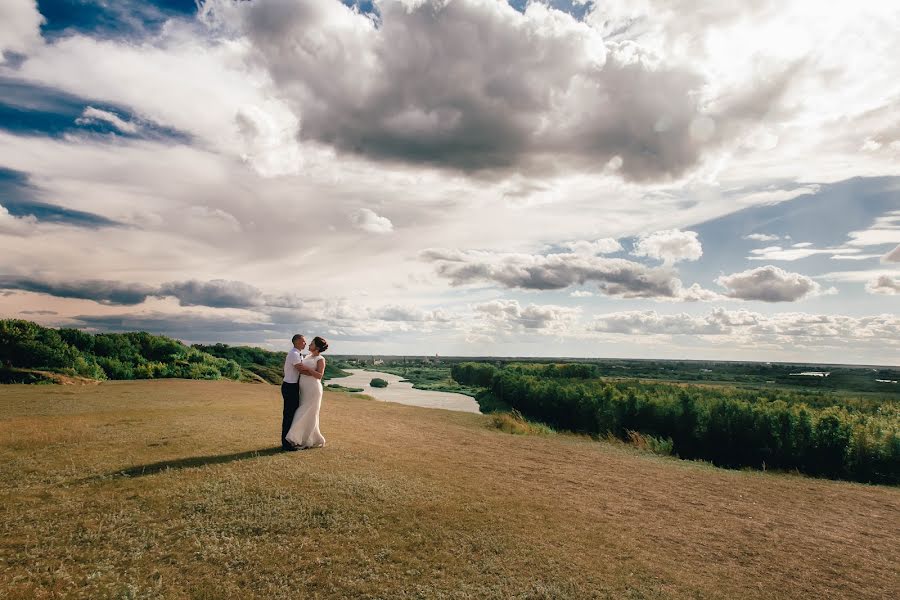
[490,409,556,436]
[625,430,675,456]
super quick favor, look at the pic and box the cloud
[184,206,243,235]
[589,307,900,346]
[0,204,38,235]
[884,245,900,263]
[14,21,300,176]
[474,299,579,330]
[0,77,192,142]
[748,245,869,261]
[591,310,729,336]
[75,106,139,134]
[678,283,725,302]
[198,0,721,181]
[0,275,304,310]
[157,279,265,309]
[422,248,693,298]
[0,0,44,61]
[865,275,900,295]
[744,233,780,242]
[0,166,121,228]
[716,266,822,302]
[350,208,394,234]
[560,238,623,255]
[570,290,594,298]
[0,275,156,305]
[632,229,702,265]
[369,304,451,323]
[846,210,900,247]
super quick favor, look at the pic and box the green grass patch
[326,383,365,393]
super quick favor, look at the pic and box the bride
[285,336,328,449]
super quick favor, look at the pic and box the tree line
[451,362,899,484]
[1,319,241,381]
[196,343,351,384]
[0,320,352,385]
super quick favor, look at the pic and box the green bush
[452,363,899,484]
[0,319,243,383]
[370,378,389,388]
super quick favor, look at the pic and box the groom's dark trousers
[281,381,300,449]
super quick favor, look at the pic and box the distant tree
[370,378,389,388]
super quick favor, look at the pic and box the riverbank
[350,364,482,398]
[331,369,481,414]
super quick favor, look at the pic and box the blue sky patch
[36,0,198,40]
[342,0,377,16]
[507,1,594,20]
[0,166,121,228]
[0,78,190,143]
[683,176,900,281]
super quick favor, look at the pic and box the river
[328,369,482,414]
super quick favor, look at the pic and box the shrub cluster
[452,362,899,484]
[1,320,241,382]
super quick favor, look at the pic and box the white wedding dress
[285,354,326,449]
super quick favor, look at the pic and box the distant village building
[875,379,898,384]
[789,371,831,377]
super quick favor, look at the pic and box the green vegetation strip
[0,320,354,385]
[452,362,900,485]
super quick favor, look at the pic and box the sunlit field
[1,380,898,599]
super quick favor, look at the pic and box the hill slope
[1,381,898,599]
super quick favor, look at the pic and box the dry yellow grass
[1,380,898,599]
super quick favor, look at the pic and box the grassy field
[1,381,898,599]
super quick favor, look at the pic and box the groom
[281,334,306,451]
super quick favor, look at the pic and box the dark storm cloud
[0,275,156,305]
[421,249,684,298]
[205,0,729,181]
[157,279,265,309]
[0,274,306,310]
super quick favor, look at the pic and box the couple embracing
[281,334,328,451]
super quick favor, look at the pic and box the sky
[0,0,898,364]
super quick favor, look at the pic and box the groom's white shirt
[283,348,305,383]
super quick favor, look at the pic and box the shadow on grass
[111,447,284,478]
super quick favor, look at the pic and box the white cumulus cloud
[744,233,780,242]
[561,238,623,255]
[865,275,900,295]
[474,299,579,331]
[0,0,44,60]
[350,208,394,234]
[716,265,822,302]
[76,107,139,134]
[632,229,703,265]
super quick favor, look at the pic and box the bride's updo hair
[312,336,329,352]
